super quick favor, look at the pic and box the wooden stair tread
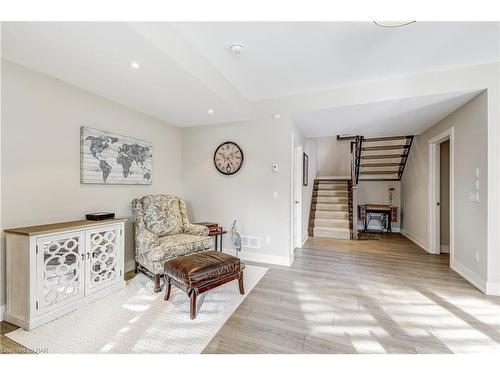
[360,171,398,175]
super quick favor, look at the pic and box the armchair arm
[184,223,209,236]
[135,228,161,254]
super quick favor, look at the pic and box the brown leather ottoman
[164,251,245,319]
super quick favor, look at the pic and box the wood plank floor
[202,234,500,353]
[2,234,499,354]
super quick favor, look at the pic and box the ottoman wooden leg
[238,271,245,295]
[190,289,199,320]
[154,274,162,293]
[164,277,172,301]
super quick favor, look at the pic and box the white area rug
[7,265,267,354]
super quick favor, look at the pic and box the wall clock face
[214,141,244,175]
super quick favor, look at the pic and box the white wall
[357,181,401,231]
[181,116,293,266]
[315,136,350,177]
[0,60,183,307]
[401,92,489,292]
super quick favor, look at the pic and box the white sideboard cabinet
[4,219,127,330]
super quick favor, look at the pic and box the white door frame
[428,127,454,265]
[293,145,303,251]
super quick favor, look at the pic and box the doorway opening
[429,127,454,265]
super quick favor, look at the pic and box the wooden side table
[194,222,227,251]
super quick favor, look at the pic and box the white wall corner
[451,260,487,294]
[400,229,429,252]
[0,304,5,322]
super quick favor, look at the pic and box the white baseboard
[0,304,5,322]
[222,248,291,266]
[400,229,428,252]
[125,259,136,273]
[486,281,500,296]
[451,260,487,294]
[440,245,450,253]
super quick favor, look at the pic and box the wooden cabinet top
[4,218,127,236]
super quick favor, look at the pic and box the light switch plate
[272,163,279,172]
[273,191,279,199]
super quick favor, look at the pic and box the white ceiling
[1,22,250,127]
[1,22,498,129]
[293,90,481,138]
[172,22,499,100]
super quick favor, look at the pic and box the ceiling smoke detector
[229,44,245,56]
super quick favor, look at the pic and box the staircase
[308,134,414,240]
[309,179,351,239]
[355,135,414,181]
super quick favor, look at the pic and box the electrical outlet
[475,251,479,262]
[265,235,272,245]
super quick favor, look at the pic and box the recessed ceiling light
[229,44,245,56]
[130,61,140,69]
[208,109,214,114]
[374,21,416,28]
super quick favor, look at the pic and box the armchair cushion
[151,234,212,261]
[142,195,183,236]
[184,223,209,236]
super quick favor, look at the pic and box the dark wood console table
[358,204,398,233]
[194,222,227,251]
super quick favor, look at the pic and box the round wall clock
[213,141,244,175]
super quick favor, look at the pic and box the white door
[293,145,303,249]
[85,225,123,295]
[36,231,86,315]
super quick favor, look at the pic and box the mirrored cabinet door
[36,231,85,314]
[85,225,123,295]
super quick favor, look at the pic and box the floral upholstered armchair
[132,194,211,292]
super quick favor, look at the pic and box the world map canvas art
[81,127,152,184]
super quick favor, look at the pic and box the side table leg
[214,235,218,251]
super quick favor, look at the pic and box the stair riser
[316,203,348,211]
[314,211,349,219]
[315,191,348,197]
[315,185,348,191]
[315,197,348,204]
[313,229,351,240]
[314,219,349,228]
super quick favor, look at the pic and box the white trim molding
[428,127,455,264]
[0,304,5,322]
[302,234,309,247]
[400,229,428,252]
[451,260,487,294]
